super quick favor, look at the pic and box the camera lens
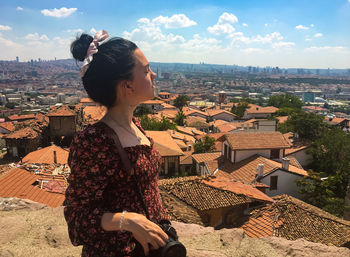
[161,241,186,257]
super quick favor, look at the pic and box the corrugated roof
[0,168,65,207]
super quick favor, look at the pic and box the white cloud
[151,14,197,28]
[208,12,238,35]
[242,23,248,27]
[264,23,268,27]
[217,12,238,24]
[304,46,348,52]
[0,25,12,31]
[41,7,77,18]
[90,28,97,34]
[25,33,50,42]
[310,24,314,27]
[240,48,264,54]
[65,28,84,34]
[314,33,323,37]
[16,6,23,11]
[208,23,235,35]
[296,25,309,30]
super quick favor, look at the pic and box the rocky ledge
[0,197,349,257]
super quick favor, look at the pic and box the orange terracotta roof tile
[5,127,38,139]
[202,177,273,202]
[206,109,236,117]
[276,116,289,124]
[142,99,165,104]
[80,97,95,103]
[83,105,107,122]
[7,114,37,121]
[0,168,65,207]
[146,130,184,156]
[246,104,278,114]
[176,126,206,136]
[22,145,69,164]
[216,154,308,184]
[225,132,291,150]
[0,121,15,132]
[159,176,253,211]
[241,194,350,247]
[192,152,221,164]
[47,105,76,117]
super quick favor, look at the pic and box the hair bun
[70,33,93,62]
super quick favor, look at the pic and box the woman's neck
[104,103,137,126]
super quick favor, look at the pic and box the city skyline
[0,0,350,68]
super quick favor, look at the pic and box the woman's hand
[124,212,169,256]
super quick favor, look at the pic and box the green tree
[267,94,303,109]
[231,102,249,118]
[296,128,350,217]
[174,110,187,126]
[134,104,152,117]
[296,170,345,217]
[139,115,177,131]
[193,135,216,153]
[278,111,327,141]
[173,95,190,111]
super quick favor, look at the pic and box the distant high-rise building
[16,56,19,62]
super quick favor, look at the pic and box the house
[82,105,107,124]
[325,116,350,132]
[197,133,226,152]
[145,130,184,177]
[142,99,165,113]
[192,152,222,176]
[80,97,98,107]
[216,154,308,198]
[240,194,350,248]
[185,116,210,133]
[243,104,278,120]
[206,109,236,122]
[47,105,77,146]
[222,132,292,163]
[283,132,311,168]
[159,176,273,228]
[21,144,69,165]
[176,125,206,137]
[182,107,208,120]
[4,127,42,158]
[0,167,65,207]
[158,92,171,99]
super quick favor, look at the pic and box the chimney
[53,150,57,164]
[282,157,290,171]
[256,164,264,180]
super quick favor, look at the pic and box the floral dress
[64,116,169,257]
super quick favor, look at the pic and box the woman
[64,30,169,257]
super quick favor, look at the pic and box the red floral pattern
[64,117,169,256]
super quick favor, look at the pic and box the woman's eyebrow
[144,63,150,68]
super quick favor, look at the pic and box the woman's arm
[101,211,169,256]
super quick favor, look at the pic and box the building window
[270,149,280,159]
[270,176,278,190]
[224,144,228,159]
[228,147,232,162]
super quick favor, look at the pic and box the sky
[0,0,349,68]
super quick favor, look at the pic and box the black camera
[148,219,187,257]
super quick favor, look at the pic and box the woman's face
[128,48,157,102]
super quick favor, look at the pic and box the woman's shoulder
[71,122,110,148]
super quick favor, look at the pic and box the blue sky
[0,0,349,68]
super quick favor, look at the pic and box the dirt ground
[0,198,349,257]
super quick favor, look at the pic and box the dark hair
[70,33,138,108]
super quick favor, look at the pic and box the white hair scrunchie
[79,30,109,78]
